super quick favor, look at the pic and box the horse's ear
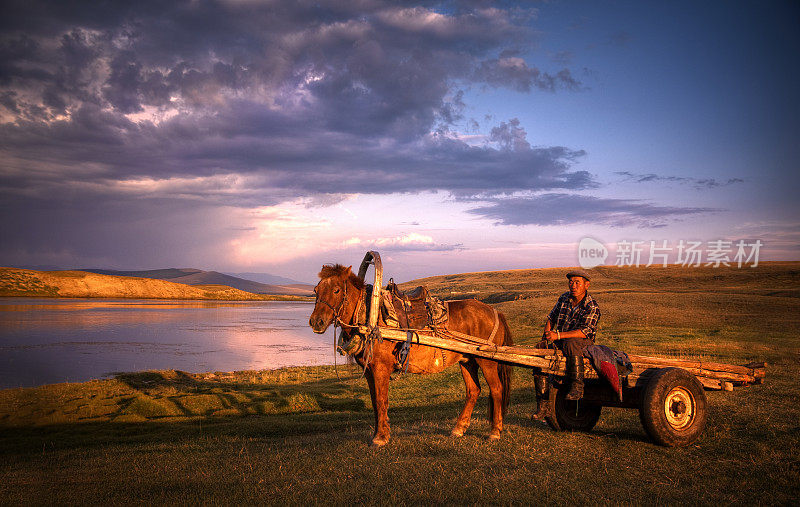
[346,265,353,276]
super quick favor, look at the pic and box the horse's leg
[369,361,392,446]
[477,358,504,440]
[451,358,480,437]
[364,365,379,440]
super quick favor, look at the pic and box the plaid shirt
[548,292,601,342]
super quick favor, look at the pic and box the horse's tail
[489,311,514,420]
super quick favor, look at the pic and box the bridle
[313,277,364,331]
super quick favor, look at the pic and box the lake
[0,298,334,389]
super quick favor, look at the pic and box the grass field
[1,262,798,504]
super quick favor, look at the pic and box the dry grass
[1,262,799,504]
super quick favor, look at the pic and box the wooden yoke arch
[357,250,383,329]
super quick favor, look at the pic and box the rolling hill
[225,272,308,286]
[82,268,313,296]
[0,268,310,300]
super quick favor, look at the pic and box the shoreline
[0,295,314,302]
[0,364,342,393]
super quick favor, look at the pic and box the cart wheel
[639,367,707,447]
[546,385,602,432]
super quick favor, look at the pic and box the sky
[1,0,798,283]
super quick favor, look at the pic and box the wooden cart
[354,251,766,447]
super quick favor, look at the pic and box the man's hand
[544,329,588,342]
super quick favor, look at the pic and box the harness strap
[354,289,365,326]
[398,330,418,373]
[437,302,501,348]
[335,285,365,330]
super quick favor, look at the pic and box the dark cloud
[696,178,745,187]
[0,1,586,192]
[0,1,545,122]
[0,99,592,203]
[490,118,531,151]
[0,1,593,267]
[474,57,581,92]
[467,193,720,228]
[616,171,745,189]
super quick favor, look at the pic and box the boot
[531,374,551,421]
[565,355,585,401]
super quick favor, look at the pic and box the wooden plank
[372,326,558,371]
[474,342,762,381]
[626,354,764,377]
[630,363,754,383]
[366,325,761,384]
[745,362,768,379]
[479,344,555,357]
[697,377,723,390]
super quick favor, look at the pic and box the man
[531,269,601,420]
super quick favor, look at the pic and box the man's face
[568,276,589,300]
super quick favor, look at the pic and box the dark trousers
[536,336,592,357]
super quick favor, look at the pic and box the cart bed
[368,325,766,391]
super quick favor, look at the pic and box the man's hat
[566,269,591,281]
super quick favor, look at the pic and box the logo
[578,237,608,269]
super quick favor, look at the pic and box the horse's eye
[333,287,341,294]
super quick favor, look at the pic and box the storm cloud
[467,194,720,228]
[0,1,595,206]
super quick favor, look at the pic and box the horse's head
[309,264,364,334]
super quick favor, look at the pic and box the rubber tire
[639,367,707,447]
[546,386,602,432]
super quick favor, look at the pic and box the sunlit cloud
[124,103,181,125]
[338,233,461,252]
[227,203,334,265]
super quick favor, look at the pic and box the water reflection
[0,298,333,389]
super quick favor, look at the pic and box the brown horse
[309,264,513,446]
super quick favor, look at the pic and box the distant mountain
[12,264,65,271]
[225,272,309,286]
[81,268,313,296]
[84,268,203,279]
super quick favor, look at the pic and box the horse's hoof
[371,437,389,447]
[487,432,502,441]
[450,428,465,438]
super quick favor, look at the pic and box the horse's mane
[318,264,365,290]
